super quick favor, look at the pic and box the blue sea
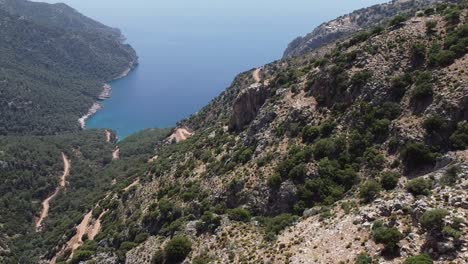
[41,0,387,139]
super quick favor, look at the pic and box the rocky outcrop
[283,0,447,58]
[229,83,270,132]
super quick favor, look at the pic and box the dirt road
[36,153,70,232]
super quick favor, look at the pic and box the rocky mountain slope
[44,1,467,264]
[283,0,458,58]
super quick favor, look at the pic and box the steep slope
[54,1,468,264]
[0,0,137,135]
[283,0,458,58]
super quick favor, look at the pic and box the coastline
[77,60,137,129]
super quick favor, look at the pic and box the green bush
[288,164,307,182]
[302,125,320,143]
[404,254,433,264]
[428,49,456,66]
[234,147,254,164]
[320,120,336,137]
[389,15,407,28]
[227,208,251,222]
[391,74,412,99]
[450,122,468,150]
[411,83,433,99]
[372,227,404,253]
[119,241,138,251]
[355,252,373,264]
[420,209,448,232]
[350,71,372,87]
[313,138,342,160]
[359,180,382,203]
[164,236,192,263]
[411,43,426,65]
[267,173,282,189]
[364,147,386,170]
[442,226,462,239]
[441,165,460,186]
[423,115,448,134]
[380,171,400,190]
[260,214,298,240]
[70,250,94,264]
[400,143,436,170]
[196,211,221,234]
[425,20,437,35]
[406,178,432,196]
[152,250,165,264]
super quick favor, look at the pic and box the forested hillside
[0,0,137,135]
[0,0,141,262]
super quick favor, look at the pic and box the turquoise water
[41,0,387,139]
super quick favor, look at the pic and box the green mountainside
[0,0,137,135]
[0,0,467,264]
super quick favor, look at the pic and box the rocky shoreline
[77,60,137,129]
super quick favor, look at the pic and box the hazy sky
[37,0,389,46]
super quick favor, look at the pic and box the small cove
[41,0,388,139]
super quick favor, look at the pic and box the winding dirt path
[105,130,112,143]
[253,68,261,83]
[112,147,120,160]
[36,153,70,232]
[123,178,140,192]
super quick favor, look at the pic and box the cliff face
[283,0,452,58]
[229,83,270,132]
[59,1,468,263]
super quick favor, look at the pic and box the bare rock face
[229,83,270,132]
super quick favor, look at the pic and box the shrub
[119,241,138,251]
[389,15,407,28]
[320,120,336,137]
[228,208,251,222]
[267,173,282,189]
[193,255,213,264]
[350,71,372,87]
[164,236,192,263]
[380,171,400,190]
[428,49,456,66]
[442,226,462,239]
[152,250,165,264]
[372,227,404,253]
[441,165,459,186]
[234,147,254,164]
[423,115,448,134]
[391,74,412,99]
[406,178,432,196]
[359,180,382,203]
[411,43,426,65]
[400,143,436,170]
[420,209,448,232]
[411,83,433,99]
[370,119,391,142]
[302,125,320,143]
[356,252,373,264]
[313,138,342,160]
[289,164,307,182]
[260,214,298,240]
[69,250,94,264]
[450,122,468,150]
[404,254,433,264]
[425,20,437,35]
[196,211,221,234]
